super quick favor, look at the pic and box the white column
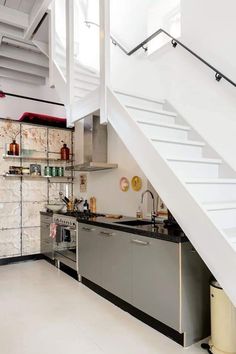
[100,0,110,124]
[66,0,75,126]
[48,1,55,88]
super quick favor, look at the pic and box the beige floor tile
[0,261,207,354]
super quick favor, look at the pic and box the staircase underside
[104,87,236,307]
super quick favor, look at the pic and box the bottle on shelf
[90,197,97,213]
[9,140,19,156]
[83,199,89,213]
[60,143,70,161]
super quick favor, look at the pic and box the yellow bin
[209,280,236,354]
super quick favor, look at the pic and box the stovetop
[60,211,105,218]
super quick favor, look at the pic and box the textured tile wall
[0,119,73,259]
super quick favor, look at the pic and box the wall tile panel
[0,120,20,149]
[22,179,47,202]
[48,129,72,152]
[0,177,21,202]
[0,203,21,229]
[22,227,40,255]
[0,228,21,257]
[22,202,45,227]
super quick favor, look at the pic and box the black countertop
[41,211,188,243]
[76,216,188,243]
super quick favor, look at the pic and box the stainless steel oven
[53,214,78,273]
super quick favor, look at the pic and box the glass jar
[60,143,70,160]
[9,140,19,156]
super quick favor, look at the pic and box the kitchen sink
[114,220,153,227]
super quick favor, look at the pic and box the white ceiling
[0,0,37,14]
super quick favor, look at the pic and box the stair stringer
[107,86,236,307]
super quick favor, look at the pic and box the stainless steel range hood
[67,115,118,172]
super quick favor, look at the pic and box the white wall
[0,77,65,120]
[74,124,148,217]
[110,0,236,171]
[110,0,153,49]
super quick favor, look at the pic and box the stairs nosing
[137,121,190,131]
[167,157,222,164]
[114,90,165,105]
[186,178,236,184]
[151,138,205,147]
[203,202,236,211]
[126,105,177,117]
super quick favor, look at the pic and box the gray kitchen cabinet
[180,242,210,346]
[78,224,102,284]
[99,227,132,303]
[78,222,210,346]
[40,214,53,259]
[131,235,180,331]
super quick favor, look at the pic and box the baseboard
[82,277,184,346]
[0,254,45,266]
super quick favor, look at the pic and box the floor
[0,260,207,354]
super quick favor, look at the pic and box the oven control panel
[53,215,77,227]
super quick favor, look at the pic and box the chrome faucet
[141,189,157,226]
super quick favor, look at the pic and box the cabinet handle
[131,239,150,246]
[99,231,115,237]
[82,227,95,232]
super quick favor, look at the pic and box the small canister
[58,167,64,177]
[51,166,58,177]
[44,166,51,176]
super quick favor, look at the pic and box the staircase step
[167,158,220,178]
[223,228,236,243]
[138,121,190,130]
[168,157,221,164]
[126,105,177,117]
[115,90,165,112]
[114,90,165,104]
[186,179,236,204]
[203,202,236,211]
[152,139,204,159]
[206,206,236,229]
[186,178,236,184]
[127,106,176,125]
[152,138,205,147]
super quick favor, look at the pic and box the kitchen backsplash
[0,118,73,259]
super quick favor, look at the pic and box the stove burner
[57,211,105,218]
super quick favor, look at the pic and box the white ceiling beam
[0,43,49,67]
[0,67,45,85]
[0,57,48,77]
[0,24,24,38]
[0,5,29,29]
[24,0,52,40]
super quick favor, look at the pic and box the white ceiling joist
[0,23,23,38]
[24,0,52,40]
[0,43,49,67]
[0,57,48,77]
[0,5,29,29]
[0,67,45,85]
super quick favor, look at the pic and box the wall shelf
[3,173,73,180]
[2,154,73,163]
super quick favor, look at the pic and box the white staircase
[0,1,99,110]
[0,0,236,308]
[105,87,236,307]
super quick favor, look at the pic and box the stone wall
[0,119,73,258]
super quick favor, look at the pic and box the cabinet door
[78,223,102,285]
[40,216,53,258]
[99,227,132,303]
[131,235,180,331]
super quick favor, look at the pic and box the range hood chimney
[67,115,118,172]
